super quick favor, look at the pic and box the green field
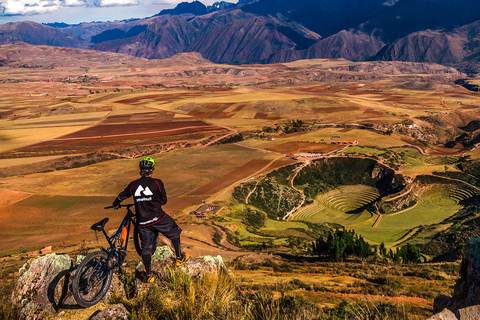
[288,184,465,245]
[356,187,462,244]
[293,186,379,228]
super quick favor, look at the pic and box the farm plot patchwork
[3,120,227,157]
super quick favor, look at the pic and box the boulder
[12,252,127,318]
[135,246,231,293]
[11,253,72,319]
[91,303,130,320]
[452,238,480,309]
[456,305,480,320]
[434,295,454,314]
[426,308,458,320]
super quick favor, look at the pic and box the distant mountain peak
[157,1,208,16]
[382,0,399,6]
[207,1,236,12]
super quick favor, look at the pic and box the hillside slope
[0,21,89,48]
[375,20,480,73]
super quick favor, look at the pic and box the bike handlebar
[104,204,135,209]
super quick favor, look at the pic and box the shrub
[243,209,267,229]
[129,267,240,320]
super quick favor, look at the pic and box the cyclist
[112,156,190,283]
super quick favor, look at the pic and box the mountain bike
[72,204,146,307]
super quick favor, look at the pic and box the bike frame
[93,204,135,281]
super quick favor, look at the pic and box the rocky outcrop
[135,246,232,294]
[11,253,72,319]
[11,252,125,319]
[431,238,480,319]
[451,239,480,309]
[427,309,457,320]
[91,304,130,320]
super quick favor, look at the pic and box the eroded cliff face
[372,109,480,146]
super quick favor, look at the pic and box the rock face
[426,308,457,320]
[91,304,130,320]
[11,253,72,319]
[136,246,231,293]
[431,238,480,319]
[452,238,480,309]
[12,252,126,319]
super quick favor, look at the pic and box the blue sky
[0,0,223,24]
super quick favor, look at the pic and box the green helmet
[139,157,155,172]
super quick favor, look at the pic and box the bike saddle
[91,218,109,231]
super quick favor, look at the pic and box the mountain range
[1,0,480,72]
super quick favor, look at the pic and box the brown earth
[266,141,344,154]
[188,159,273,196]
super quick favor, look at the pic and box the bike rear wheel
[72,250,113,308]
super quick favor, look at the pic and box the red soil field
[23,120,222,148]
[188,159,273,196]
[117,93,203,104]
[164,195,206,215]
[101,111,177,124]
[313,106,360,114]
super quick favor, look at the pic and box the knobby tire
[72,250,113,308]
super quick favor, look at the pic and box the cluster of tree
[315,229,423,263]
[379,242,422,263]
[314,229,373,261]
[283,119,305,134]
[243,208,267,229]
[220,133,244,144]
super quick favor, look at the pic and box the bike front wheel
[72,250,113,308]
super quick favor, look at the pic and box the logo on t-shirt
[134,185,153,202]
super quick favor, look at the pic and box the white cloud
[1,0,61,15]
[64,0,84,6]
[93,0,139,6]
[0,0,140,16]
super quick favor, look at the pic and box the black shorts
[137,214,182,256]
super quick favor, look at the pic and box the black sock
[142,254,152,275]
[172,236,182,259]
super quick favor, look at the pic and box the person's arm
[157,179,167,206]
[113,181,135,207]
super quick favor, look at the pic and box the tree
[243,209,267,229]
[316,229,373,261]
[379,242,387,256]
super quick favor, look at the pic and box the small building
[191,203,224,218]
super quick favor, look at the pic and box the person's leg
[171,236,182,259]
[138,227,156,276]
[142,253,152,275]
[152,214,188,265]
